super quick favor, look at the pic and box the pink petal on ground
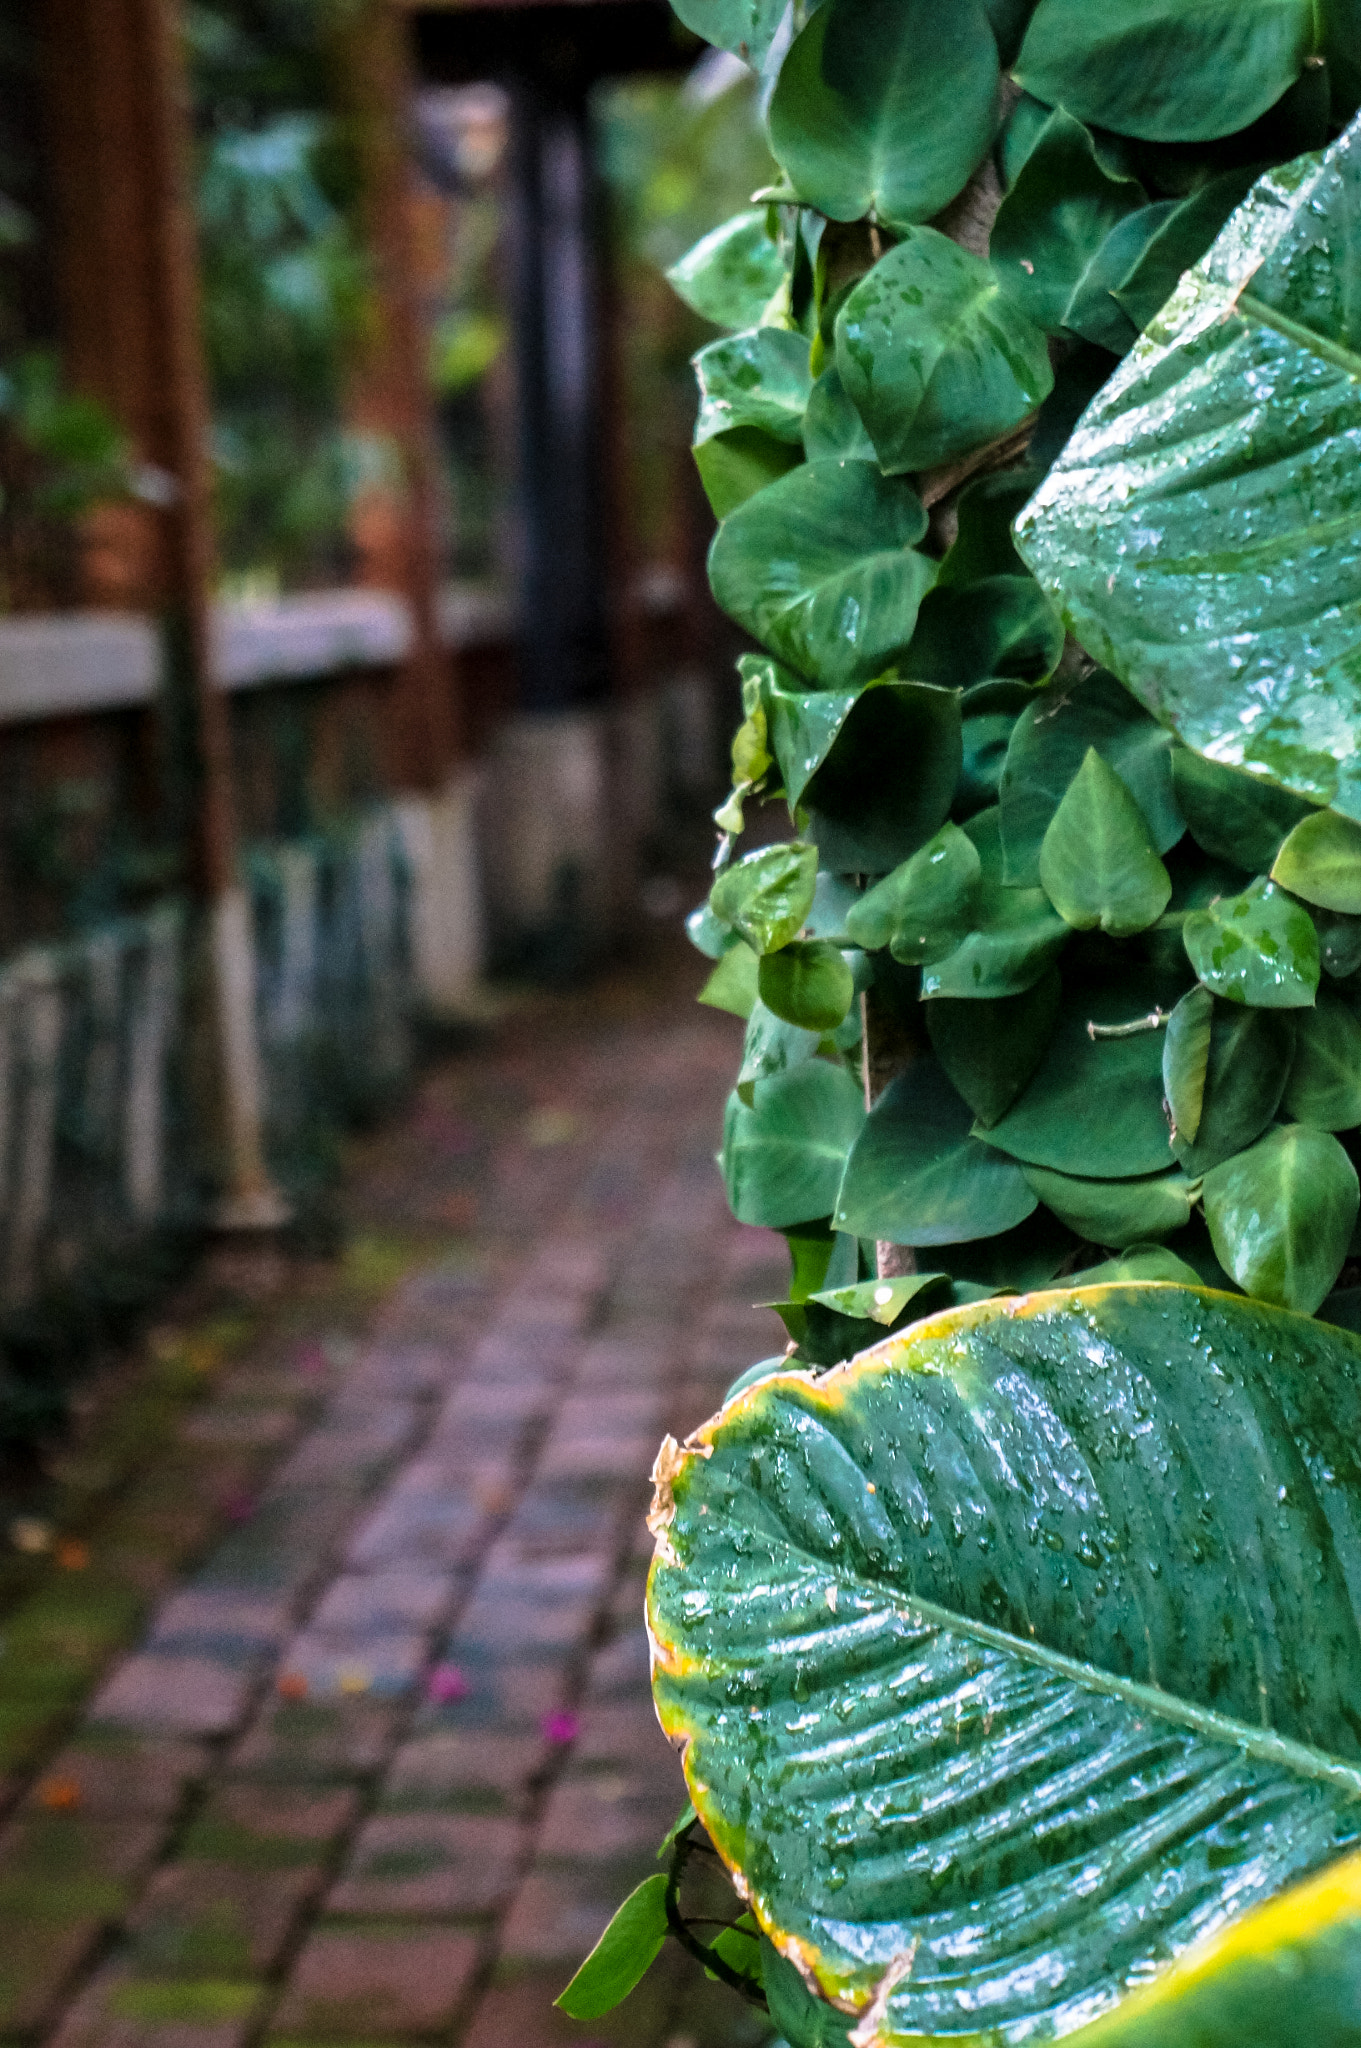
[427,1663,470,1704]
[541,1710,579,1745]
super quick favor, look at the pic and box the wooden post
[333,0,484,1014]
[42,0,286,1225]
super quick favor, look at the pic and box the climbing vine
[565,3,1361,2042]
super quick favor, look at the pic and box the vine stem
[664,1823,770,2007]
[1086,1009,1171,1040]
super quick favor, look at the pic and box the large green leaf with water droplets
[1014,0,1320,143]
[650,1286,1361,2046]
[768,0,1000,231]
[1016,123,1361,822]
[708,460,931,689]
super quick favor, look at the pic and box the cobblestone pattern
[0,976,786,2048]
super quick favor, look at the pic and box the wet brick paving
[0,957,784,2048]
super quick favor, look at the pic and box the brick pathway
[0,955,784,2048]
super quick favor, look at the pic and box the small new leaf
[710,842,818,956]
[844,823,981,961]
[758,940,855,1032]
[555,1872,669,2020]
[1039,747,1172,936]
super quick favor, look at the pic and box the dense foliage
[562,3,1361,2042]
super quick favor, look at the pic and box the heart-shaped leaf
[800,682,963,874]
[835,233,1053,473]
[668,0,799,68]
[698,940,760,1019]
[1283,995,1361,1130]
[808,1273,950,1327]
[693,327,813,447]
[666,209,788,331]
[844,824,981,960]
[1113,165,1264,332]
[1172,1001,1297,1176]
[983,978,1174,1177]
[958,679,1033,818]
[1000,668,1183,887]
[1203,1124,1359,1311]
[991,106,1147,334]
[1022,1163,1195,1245]
[759,940,855,1031]
[1173,748,1317,874]
[1016,124,1361,821]
[834,1056,1037,1246]
[924,971,1061,1126]
[711,842,818,955]
[768,0,1001,231]
[920,806,1071,1000]
[1272,809,1361,914]
[650,1287,1361,2045]
[720,1061,866,1229]
[1040,747,1173,935]
[708,459,931,688]
[1184,876,1321,1008]
[555,1874,669,2021]
[1014,0,1319,142]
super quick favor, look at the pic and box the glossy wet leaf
[1016,126,1361,821]
[693,327,813,447]
[1071,1851,1361,2048]
[1040,747,1173,936]
[1014,0,1319,142]
[835,233,1053,474]
[694,426,803,517]
[809,1273,950,1328]
[1172,1002,1296,1177]
[1000,668,1183,887]
[686,902,736,962]
[1172,747,1317,874]
[801,681,962,875]
[800,364,875,461]
[1319,911,1361,980]
[1162,983,1214,1145]
[768,0,1000,231]
[650,1287,1361,2043]
[720,1060,866,1229]
[1203,1123,1359,1311]
[843,824,981,961]
[555,1872,668,2020]
[697,940,760,1020]
[737,999,821,1107]
[1272,809,1361,914]
[759,940,854,1032]
[925,971,1061,1127]
[983,979,1174,1177]
[708,459,930,689]
[991,107,1147,335]
[902,576,1063,687]
[1022,1163,1194,1247]
[1183,876,1320,1008]
[710,842,818,956]
[666,209,788,331]
[834,1057,1037,1246]
[921,807,1069,1000]
[1283,995,1361,1130]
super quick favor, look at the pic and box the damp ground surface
[0,942,783,2048]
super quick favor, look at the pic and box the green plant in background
[0,351,138,610]
[561,3,1361,2042]
[189,0,383,591]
